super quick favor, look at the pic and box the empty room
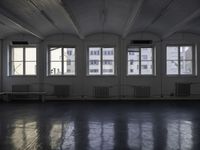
[0,0,200,149]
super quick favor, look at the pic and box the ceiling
[0,0,200,39]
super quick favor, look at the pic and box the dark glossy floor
[0,101,200,150]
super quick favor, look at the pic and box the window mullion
[62,47,64,75]
[101,48,103,75]
[139,48,141,75]
[178,46,181,75]
[23,47,25,75]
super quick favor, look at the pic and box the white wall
[1,32,200,98]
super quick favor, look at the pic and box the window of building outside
[127,47,154,75]
[49,47,75,75]
[88,47,115,75]
[11,46,37,75]
[166,46,193,75]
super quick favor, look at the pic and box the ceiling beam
[0,6,44,39]
[122,0,144,38]
[59,0,84,39]
[163,8,200,39]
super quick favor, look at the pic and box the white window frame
[9,45,37,76]
[166,45,195,76]
[48,46,76,76]
[127,46,156,76]
[87,46,116,76]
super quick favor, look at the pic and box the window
[49,47,75,75]
[127,47,154,75]
[88,47,115,75]
[166,46,193,75]
[10,46,37,75]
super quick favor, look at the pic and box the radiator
[134,86,150,98]
[54,85,70,97]
[94,86,109,98]
[175,83,190,97]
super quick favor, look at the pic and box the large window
[127,47,154,75]
[166,46,193,75]
[49,47,75,75]
[88,47,115,75]
[10,46,37,75]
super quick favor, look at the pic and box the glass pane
[181,61,192,75]
[50,62,62,75]
[89,47,101,59]
[128,51,139,61]
[141,48,152,60]
[167,46,178,60]
[63,48,75,61]
[141,61,152,75]
[89,47,101,75]
[102,48,114,75]
[128,61,139,75]
[25,47,36,61]
[180,46,192,60]
[167,60,178,75]
[102,48,114,60]
[25,62,36,75]
[64,61,75,75]
[12,47,23,61]
[89,61,101,75]
[50,47,62,61]
[12,61,23,75]
[102,60,114,75]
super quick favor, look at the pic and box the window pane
[64,61,75,75]
[167,47,178,60]
[181,61,192,75]
[128,51,139,61]
[12,62,23,75]
[50,48,62,61]
[89,47,101,75]
[25,62,36,75]
[12,47,23,61]
[102,48,114,75]
[180,46,192,60]
[141,48,152,60]
[50,62,62,75]
[141,61,152,75]
[25,47,36,61]
[167,60,178,75]
[63,48,75,61]
[128,61,139,75]
[102,60,114,75]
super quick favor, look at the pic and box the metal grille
[94,86,109,98]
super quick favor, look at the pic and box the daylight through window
[49,47,75,75]
[11,46,37,75]
[166,46,193,75]
[88,47,115,75]
[127,47,154,75]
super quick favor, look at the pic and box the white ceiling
[0,0,199,39]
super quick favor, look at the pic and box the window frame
[87,46,116,76]
[47,45,76,76]
[9,45,37,76]
[166,45,195,76]
[127,46,156,76]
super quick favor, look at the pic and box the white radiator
[134,86,150,98]
[94,86,109,98]
[175,83,190,96]
[54,85,70,97]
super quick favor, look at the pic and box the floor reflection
[0,103,199,150]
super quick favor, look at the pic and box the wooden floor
[0,101,200,150]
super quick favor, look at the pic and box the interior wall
[1,32,200,98]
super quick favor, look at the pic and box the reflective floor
[0,101,200,150]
